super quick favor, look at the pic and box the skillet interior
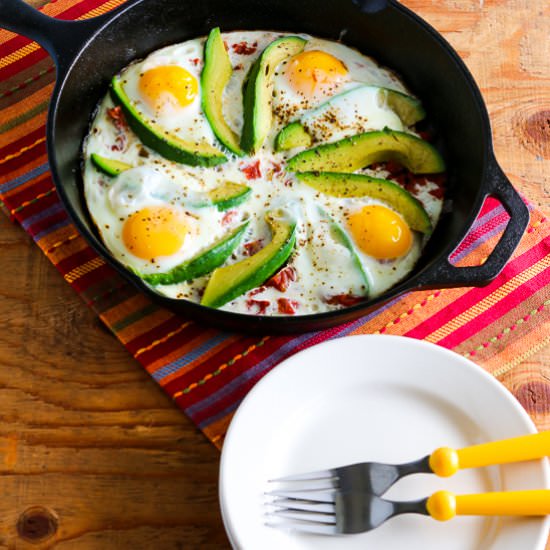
[50,0,493,333]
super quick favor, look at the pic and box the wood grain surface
[1,0,549,548]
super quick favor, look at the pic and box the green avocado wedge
[110,76,227,167]
[201,211,297,308]
[381,87,426,126]
[299,172,432,234]
[207,182,251,211]
[240,36,307,154]
[90,153,133,176]
[201,28,244,156]
[318,207,369,296]
[287,129,445,174]
[134,221,249,286]
[275,121,312,151]
[190,182,252,211]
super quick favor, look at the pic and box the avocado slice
[207,182,251,211]
[134,221,249,285]
[190,182,251,211]
[298,172,432,233]
[318,207,369,296]
[90,153,133,176]
[110,76,227,167]
[201,211,297,308]
[381,87,425,126]
[240,36,307,153]
[287,129,445,174]
[275,121,312,151]
[201,28,244,156]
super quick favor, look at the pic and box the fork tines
[268,469,337,492]
[269,468,335,483]
[270,496,336,514]
[265,486,340,535]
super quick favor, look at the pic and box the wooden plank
[0,216,229,547]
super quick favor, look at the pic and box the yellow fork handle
[429,430,550,477]
[427,490,550,521]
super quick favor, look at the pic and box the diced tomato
[231,41,258,55]
[221,210,237,225]
[271,161,282,174]
[277,298,298,314]
[190,58,200,66]
[107,106,128,151]
[110,134,127,152]
[369,161,446,199]
[241,160,262,180]
[246,299,270,314]
[392,171,419,194]
[243,239,263,256]
[266,266,296,292]
[107,106,127,130]
[429,185,445,199]
[383,160,405,176]
[107,105,123,122]
[427,173,446,199]
[324,294,364,307]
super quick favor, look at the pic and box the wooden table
[0,0,548,547]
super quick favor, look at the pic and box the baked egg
[82,30,445,316]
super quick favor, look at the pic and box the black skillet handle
[0,0,118,77]
[416,156,530,289]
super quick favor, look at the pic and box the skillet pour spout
[0,0,530,333]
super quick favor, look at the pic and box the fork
[268,430,550,497]
[266,430,550,534]
[266,489,550,535]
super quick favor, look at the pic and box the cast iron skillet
[0,0,529,333]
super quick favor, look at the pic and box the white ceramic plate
[219,335,549,550]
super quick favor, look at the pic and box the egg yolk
[122,206,188,260]
[285,50,348,97]
[348,205,412,260]
[139,66,198,111]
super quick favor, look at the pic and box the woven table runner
[1,0,549,450]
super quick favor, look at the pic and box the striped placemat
[1,0,549,449]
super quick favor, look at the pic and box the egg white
[86,165,230,274]
[83,31,444,315]
[300,86,405,145]
[120,41,217,145]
